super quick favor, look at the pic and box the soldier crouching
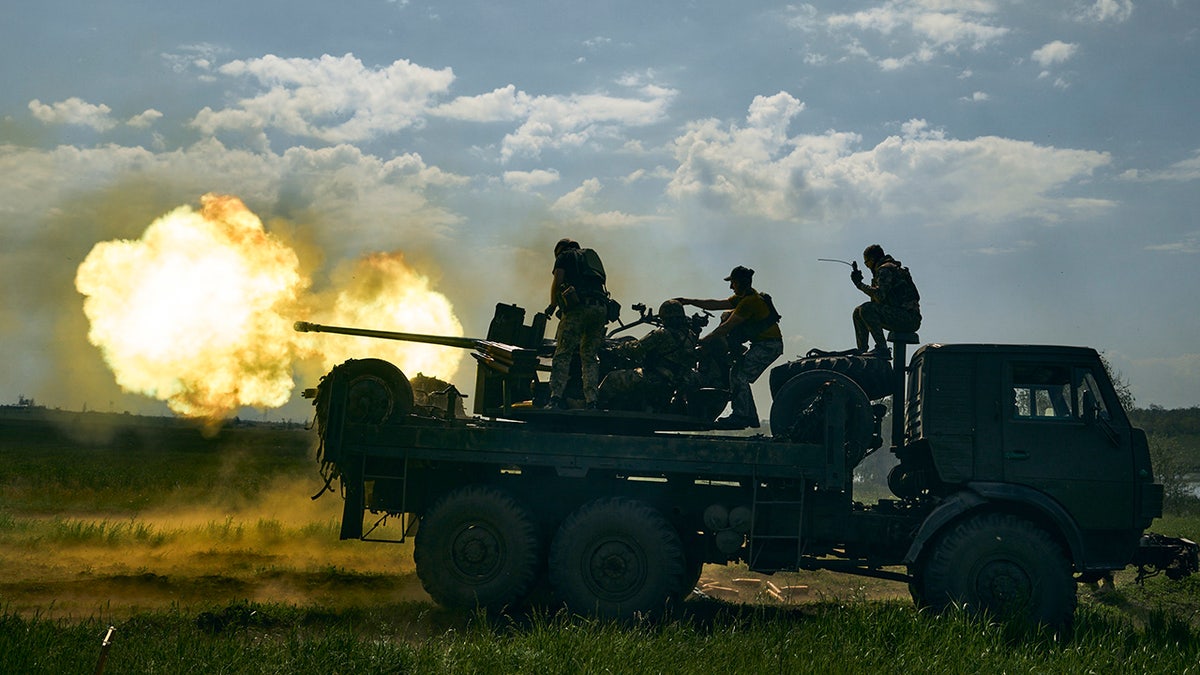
[598,300,698,413]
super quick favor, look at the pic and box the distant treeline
[1129,406,1200,438]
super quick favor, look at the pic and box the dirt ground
[0,542,911,621]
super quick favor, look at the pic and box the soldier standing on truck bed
[544,238,610,410]
[851,244,921,358]
[676,266,783,429]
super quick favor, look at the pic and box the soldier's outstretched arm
[675,296,733,311]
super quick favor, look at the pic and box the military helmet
[658,299,685,320]
[554,238,580,256]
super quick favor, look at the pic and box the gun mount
[297,301,730,433]
[297,304,550,420]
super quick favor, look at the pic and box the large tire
[916,513,1076,629]
[335,358,414,425]
[414,486,541,612]
[769,354,892,401]
[769,370,873,467]
[549,498,686,619]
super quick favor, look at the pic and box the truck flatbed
[335,416,844,484]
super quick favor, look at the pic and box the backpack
[576,248,607,285]
[881,261,920,309]
[559,248,617,320]
[729,292,781,344]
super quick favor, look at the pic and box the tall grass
[3,601,1199,675]
[0,514,342,548]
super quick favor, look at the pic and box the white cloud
[497,89,675,162]
[550,178,660,228]
[192,54,455,143]
[128,109,164,128]
[807,0,1010,69]
[1144,232,1200,254]
[0,140,466,259]
[433,85,531,122]
[960,91,990,103]
[1121,149,1200,183]
[503,168,561,191]
[1076,0,1134,23]
[28,98,117,131]
[1032,41,1078,67]
[161,43,228,79]
[668,96,1113,226]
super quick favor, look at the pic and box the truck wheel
[414,486,541,612]
[549,498,686,619]
[335,358,414,424]
[918,513,1075,629]
[769,370,872,467]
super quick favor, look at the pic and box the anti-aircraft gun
[296,301,729,433]
[295,303,549,422]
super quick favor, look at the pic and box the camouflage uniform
[854,255,921,352]
[729,339,783,423]
[549,302,608,404]
[599,322,697,412]
[547,242,610,407]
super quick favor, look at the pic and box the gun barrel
[293,321,480,350]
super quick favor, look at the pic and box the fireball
[75,194,464,424]
[301,252,465,377]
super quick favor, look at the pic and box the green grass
[3,601,1200,675]
[0,423,313,514]
[0,514,342,548]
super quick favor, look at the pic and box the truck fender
[903,482,1086,569]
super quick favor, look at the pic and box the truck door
[1001,361,1134,530]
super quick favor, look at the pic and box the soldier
[598,299,698,413]
[851,244,921,358]
[676,266,783,429]
[544,238,610,409]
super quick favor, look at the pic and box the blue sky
[2,0,1198,419]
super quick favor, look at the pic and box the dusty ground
[0,533,911,621]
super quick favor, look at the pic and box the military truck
[297,302,1196,628]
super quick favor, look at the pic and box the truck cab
[897,344,1165,582]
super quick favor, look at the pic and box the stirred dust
[0,473,430,619]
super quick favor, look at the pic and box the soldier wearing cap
[675,266,783,429]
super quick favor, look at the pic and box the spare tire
[330,358,414,425]
[769,353,892,401]
[769,370,873,469]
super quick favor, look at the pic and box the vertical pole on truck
[887,332,919,450]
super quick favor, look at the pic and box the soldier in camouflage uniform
[545,238,609,409]
[851,244,921,357]
[598,300,698,413]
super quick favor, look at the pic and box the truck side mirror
[1081,390,1097,425]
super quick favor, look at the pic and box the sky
[2,0,1198,422]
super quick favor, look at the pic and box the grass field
[1,414,1199,673]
